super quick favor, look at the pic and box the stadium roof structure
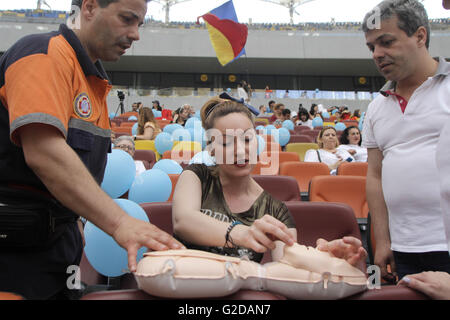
[151,0,317,24]
[152,0,193,24]
[259,0,317,24]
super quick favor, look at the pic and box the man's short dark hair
[362,0,430,49]
[72,0,151,8]
[268,100,275,106]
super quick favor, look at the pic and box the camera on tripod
[117,91,125,101]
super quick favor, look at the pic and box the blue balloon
[282,120,294,131]
[128,169,172,204]
[189,151,216,166]
[132,123,138,136]
[274,128,291,147]
[321,111,330,118]
[109,112,116,120]
[155,132,174,155]
[152,110,162,118]
[101,149,136,198]
[153,159,183,174]
[172,128,191,141]
[84,199,149,277]
[187,126,206,149]
[312,117,324,128]
[265,125,277,135]
[332,109,338,115]
[128,116,137,121]
[194,110,201,119]
[163,123,183,135]
[185,117,201,129]
[255,125,265,131]
[257,135,266,155]
[359,120,364,132]
[335,122,347,131]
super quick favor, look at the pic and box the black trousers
[393,250,450,280]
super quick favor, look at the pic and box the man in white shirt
[362,0,450,282]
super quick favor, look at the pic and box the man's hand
[316,236,367,272]
[398,271,450,300]
[112,215,185,273]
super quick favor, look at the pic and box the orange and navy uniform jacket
[0,24,112,193]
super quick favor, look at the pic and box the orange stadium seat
[337,162,368,177]
[0,291,24,300]
[279,161,329,199]
[308,175,369,253]
[113,127,132,135]
[308,176,368,219]
[120,122,136,127]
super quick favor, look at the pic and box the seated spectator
[338,126,367,162]
[341,109,351,120]
[350,109,361,121]
[172,97,366,269]
[113,136,146,177]
[264,85,273,99]
[152,100,162,112]
[172,104,191,126]
[281,109,291,121]
[132,102,143,113]
[296,107,313,128]
[334,111,342,124]
[267,100,276,114]
[258,105,268,116]
[304,126,354,174]
[134,107,161,141]
[269,103,285,123]
[309,104,319,120]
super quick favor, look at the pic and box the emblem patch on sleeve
[73,93,92,119]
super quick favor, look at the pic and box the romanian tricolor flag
[198,0,248,66]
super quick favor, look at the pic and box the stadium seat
[134,140,161,161]
[163,149,199,165]
[302,130,319,143]
[252,175,301,201]
[308,175,369,254]
[294,126,311,134]
[308,176,368,219]
[289,134,314,143]
[120,122,136,127]
[120,112,138,118]
[285,143,319,161]
[343,120,359,127]
[168,174,180,201]
[172,141,202,153]
[134,149,157,170]
[113,127,132,135]
[279,161,329,200]
[141,202,173,234]
[337,162,368,177]
[255,118,269,125]
[278,151,300,164]
[251,152,280,175]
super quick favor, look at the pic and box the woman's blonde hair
[317,126,339,148]
[138,107,160,135]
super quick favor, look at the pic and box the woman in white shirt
[338,126,367,162]
[295,108,313,129]
[304,126,354,175]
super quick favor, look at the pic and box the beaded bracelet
[224,220,242,248]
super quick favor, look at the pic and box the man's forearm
[21,126,126,236]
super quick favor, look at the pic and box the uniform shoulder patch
[73,93,92,119]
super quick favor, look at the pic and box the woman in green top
[172,97,366,269]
